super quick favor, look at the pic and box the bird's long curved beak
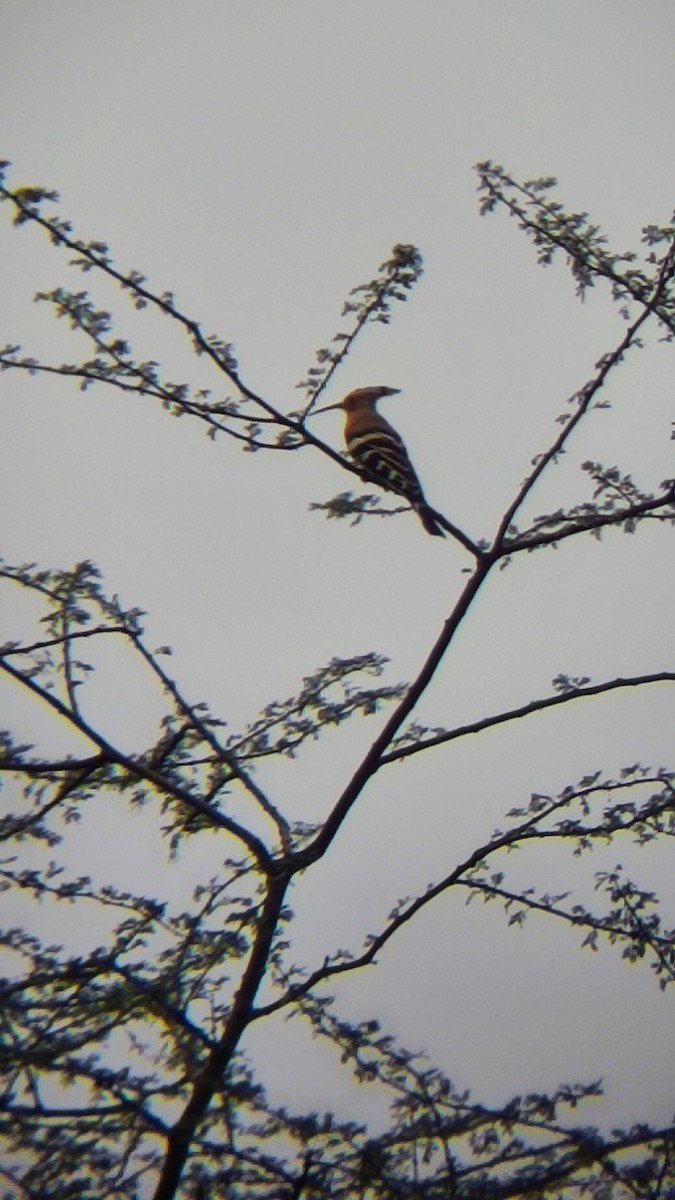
[312,387,401,416]
[311,401,343,415]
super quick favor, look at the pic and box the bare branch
[383,672,675,764]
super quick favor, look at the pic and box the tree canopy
[0,161,674,1199]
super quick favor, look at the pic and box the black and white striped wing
[347,427,425,506]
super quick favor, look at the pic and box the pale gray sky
[1,0,674,1151]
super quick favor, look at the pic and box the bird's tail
[417,504,445,537]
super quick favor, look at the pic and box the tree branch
[292,560,493,867]
[0,655,273,868]
[492,303,657,548]
[382,672,675,764]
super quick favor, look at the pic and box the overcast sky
[1,0,674,1154]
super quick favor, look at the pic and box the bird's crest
[338,386,400,411]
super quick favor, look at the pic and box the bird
[312,386,445,537]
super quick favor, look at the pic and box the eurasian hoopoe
[313,386,444,537]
